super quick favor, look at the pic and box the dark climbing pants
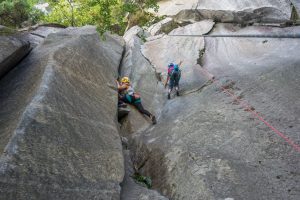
[134,102,152,118]
[169,78,179,90]
[169,71,180,90]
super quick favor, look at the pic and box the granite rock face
[142,20,215,94]
[26,25,65,48]
[120,26,165,134]
[121,150,169,200]
[0,26,125,199]
[0,25,64,80]
[125,22,300,200]
[0,34,31,79]
[156,0,292,24]
[1,3,300,199]
[147,18,178,36]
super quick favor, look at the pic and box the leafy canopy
[44,0,159,35]
[0,0,159,35]
[0,0,42,27]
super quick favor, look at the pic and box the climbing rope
[199,67,300,153]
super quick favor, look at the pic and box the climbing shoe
[118,102,127,108]
[151,115,157,125]
[167,93,170,100]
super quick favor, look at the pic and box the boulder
[147,18,178,36]
[156,0,292,24]
[0,35,31,79]
[130,24,300,199]
[27,26,65,48]
[123,26,150,42]
[0,25,65,80]
[0,26,125,199]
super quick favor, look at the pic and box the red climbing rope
[200,67,300,153]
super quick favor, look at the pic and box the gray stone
[147,18,178,36]
[0,26,125,199]
[142,20,214,93]
[0,35,31,79]
[120,26,165,134]
[156,0,292,24]
[155,0,198,17]
[128,24,300,199]
[169,19,215,35]
[121,150,169,200]
[207,23,300,36]
[124,26,150,42]
[28,26,65,48]
[119,107,131,119]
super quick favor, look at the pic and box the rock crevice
[122,11,300,199]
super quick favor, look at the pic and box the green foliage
[44,0,159,35]
[0,0,159,34]
[124,0,160,30]
[133,173,152,189]
[0,0,42,27]
[0,26,16,36]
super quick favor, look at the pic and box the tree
[44,0,159,35]
[123,0,159,31]
[0,0,42,27]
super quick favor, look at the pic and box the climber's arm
[164,75,170,88]
[178,60,183,67]
[116,80,127,92]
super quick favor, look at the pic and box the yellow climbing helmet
[121,76,130,84]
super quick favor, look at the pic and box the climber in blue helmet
[164,61,183,99]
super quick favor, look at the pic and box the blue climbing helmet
[168,63,174,68]
[168,63,179,71]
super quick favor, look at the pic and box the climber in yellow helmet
[116,76,157,124]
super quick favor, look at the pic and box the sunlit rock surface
[142,20,215,93]
[120,26,165,134]
[127,22,300,199]
[147,18,178,36]
[156,0,292,23]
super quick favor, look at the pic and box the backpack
[168,64,181,81]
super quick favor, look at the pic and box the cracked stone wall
[155,0,292,24]
[123,18,300,200]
